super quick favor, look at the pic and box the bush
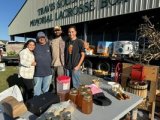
[7,51,18,56]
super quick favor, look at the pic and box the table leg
[131,108,138,120]
[149,101,155,120]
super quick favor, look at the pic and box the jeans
[66,69,81,89]
[34,75,52,96]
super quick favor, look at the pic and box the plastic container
[57,91,69,102]
[57,75,71,92]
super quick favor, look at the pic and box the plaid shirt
[19,48,35,79]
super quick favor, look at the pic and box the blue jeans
[66,69,81,89]
[34,75,52,96]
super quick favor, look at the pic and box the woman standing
[19,39,36,101]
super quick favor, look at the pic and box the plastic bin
[56,75,71,92]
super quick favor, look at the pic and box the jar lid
[79,84,85,89]
[80,90,86,95]
[83,94,92,100]
[86,87,91,92]
[70,88,78,94]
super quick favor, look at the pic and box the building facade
[9,0,160,43]
[8,0,160,69]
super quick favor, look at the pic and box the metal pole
[84,23,87,42]
[24,34,27,42]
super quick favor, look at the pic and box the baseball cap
[37,31,46,39]
[54,25,62,31]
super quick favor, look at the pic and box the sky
[0,0,25,41]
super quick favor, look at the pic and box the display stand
[121,63,159,120]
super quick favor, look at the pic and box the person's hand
[74,65,80,71]
[31,61,36,66]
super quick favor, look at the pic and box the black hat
[93,92,112,106]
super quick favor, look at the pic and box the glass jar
[63,111,71,120]
[82,94,93,114]
[79,84,85,89]
[85,87,92,95]
[77,90,87,109]
[45,112,54,120]
[76,85,85,106]
[68,88,78,104]
[53,115,61,120]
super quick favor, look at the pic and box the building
[9,0,160,68]
[0,41,6,52]
[9,0,160,42]
[0,41,5,47]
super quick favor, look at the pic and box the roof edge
[8,0,27,27]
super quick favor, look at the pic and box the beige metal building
[9,0,160,44]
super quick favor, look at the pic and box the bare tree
[137,15,160,64]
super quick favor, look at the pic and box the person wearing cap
[50,25,65,92]
[33,31,52,96]
[65,26,85,88]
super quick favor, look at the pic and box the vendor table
[72,83,143,120]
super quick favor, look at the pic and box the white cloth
[0,85,23,102]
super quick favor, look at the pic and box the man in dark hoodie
[33,31,52,96]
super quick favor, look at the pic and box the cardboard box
[1,96,27,118]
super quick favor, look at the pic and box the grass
[0,65,21,92]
